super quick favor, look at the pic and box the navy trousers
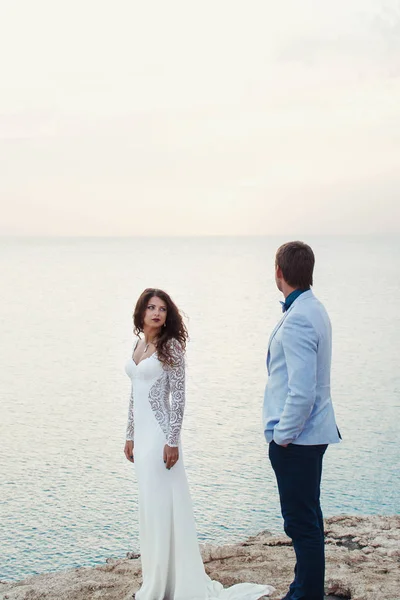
[269,441,328,600]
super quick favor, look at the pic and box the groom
[263,241,341,600]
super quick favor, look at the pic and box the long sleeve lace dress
[125,338,273,600]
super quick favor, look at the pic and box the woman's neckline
[131,352,157,367]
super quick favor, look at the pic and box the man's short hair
[276,241,315,289]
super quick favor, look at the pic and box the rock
[200,544,248,563]
[1,515,399,600]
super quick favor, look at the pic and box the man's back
[263,290,340,446]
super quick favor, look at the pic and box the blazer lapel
[266,289,314,372]
[268,313,286,350]
[266,303,295,372]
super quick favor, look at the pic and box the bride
[124,288,274,600]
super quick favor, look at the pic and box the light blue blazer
[263,289,341,446]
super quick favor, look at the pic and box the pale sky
[0,0,399,235]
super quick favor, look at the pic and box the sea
[0,235,399,582]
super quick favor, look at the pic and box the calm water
[0,236,399,582]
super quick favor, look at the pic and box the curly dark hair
[133,288,188,366]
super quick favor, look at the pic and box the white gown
[125,338,274,600]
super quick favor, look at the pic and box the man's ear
[276,264,283,280]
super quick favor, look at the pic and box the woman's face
[143,296,167,330]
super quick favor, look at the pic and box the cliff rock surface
[1,516,398,600]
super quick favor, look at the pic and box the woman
[124,288,274,600]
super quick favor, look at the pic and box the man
[263,241,341,600]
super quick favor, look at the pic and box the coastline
[1,515,399,600]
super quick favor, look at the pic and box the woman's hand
[163,444,179,469]
[124,440,134,463]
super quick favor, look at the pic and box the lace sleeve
[126,383,135,441]
[126,339,139,442]
[166,339,186,447]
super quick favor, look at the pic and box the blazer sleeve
[165,339,186,447]
[273,313,318,446]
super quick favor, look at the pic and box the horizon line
[1,232,399,239]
